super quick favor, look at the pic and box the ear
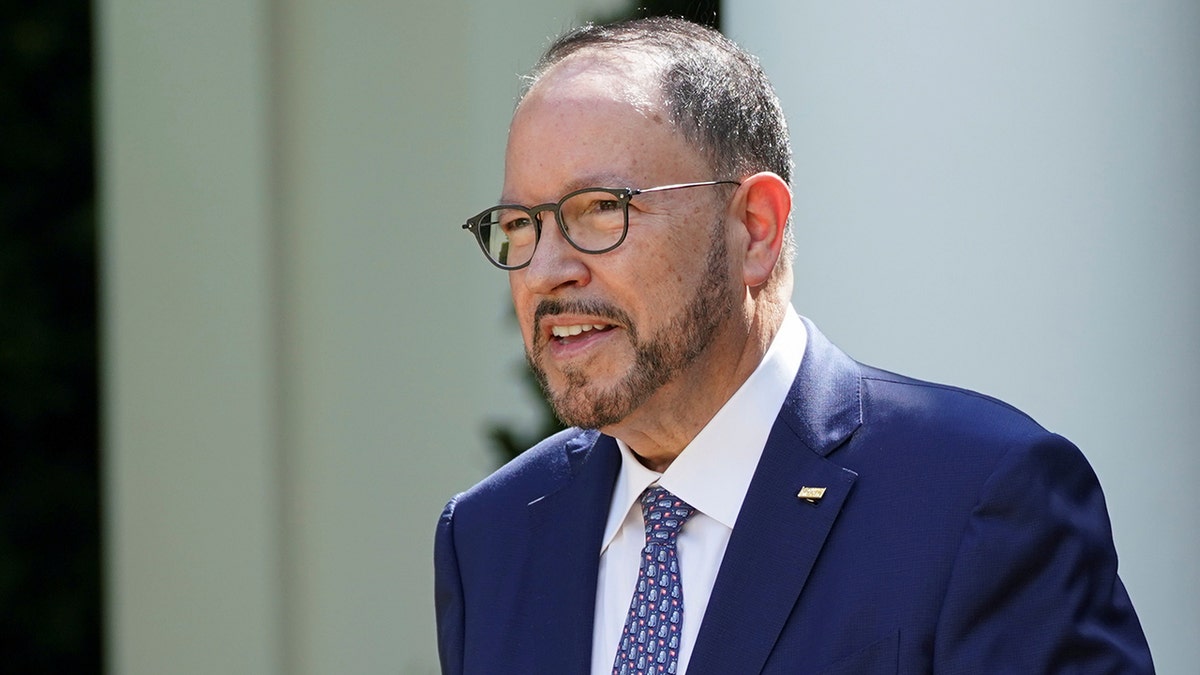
[730,172,791,288]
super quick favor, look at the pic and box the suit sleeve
[434,496,465,675]
[932,433,1153,673]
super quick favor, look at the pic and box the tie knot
[640,486,695,544]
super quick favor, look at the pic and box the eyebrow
[499,172,634,205]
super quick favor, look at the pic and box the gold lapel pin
[797,486,827,504]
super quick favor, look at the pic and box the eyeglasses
[462,180,740,270]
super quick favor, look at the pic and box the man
[436,17,1152,674]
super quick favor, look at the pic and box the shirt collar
[600,307,807,551]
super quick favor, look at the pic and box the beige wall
[100,1,622,672]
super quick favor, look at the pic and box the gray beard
[526,221,733,430]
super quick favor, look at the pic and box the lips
[535,299,629,344]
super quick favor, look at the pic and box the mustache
[534,299,634,336]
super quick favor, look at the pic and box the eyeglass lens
[475,190,626,268]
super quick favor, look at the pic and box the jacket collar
[688,318,863,674]
[780,315,864,456]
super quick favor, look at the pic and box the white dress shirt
[589,307,806,674]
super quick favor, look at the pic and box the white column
[98,0,283,673]
[727,1,1200,671]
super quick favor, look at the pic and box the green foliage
[487,356,567,464]
[0,0,100,669]
[487,0,721,466]
[595,0,720,28]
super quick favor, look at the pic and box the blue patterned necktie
[612,486,697,675]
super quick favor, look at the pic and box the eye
[500,214,534,234]
[571,195,624,218]
[591,198,622,212]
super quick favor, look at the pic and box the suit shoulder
[448,427,601,511]
[857,364,1050,442]
[439,428,610,575]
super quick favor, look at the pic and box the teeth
[551,323,609,338]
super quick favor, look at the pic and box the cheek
[648,233,705,288]
[620,261,687,328]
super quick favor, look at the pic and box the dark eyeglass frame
[462,179,741,270]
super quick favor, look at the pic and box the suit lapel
[688,318,864,675]
[522,432,620,672]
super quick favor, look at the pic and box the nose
[518,211,591,294]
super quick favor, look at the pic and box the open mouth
[549,323,616,344]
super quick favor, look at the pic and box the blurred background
[2,0,1196,672]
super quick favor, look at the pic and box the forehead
[503,51,706,199]
[527,48,664,115]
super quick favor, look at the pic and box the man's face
[503,54,743,431]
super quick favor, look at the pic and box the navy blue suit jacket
[435,319,1152,673]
